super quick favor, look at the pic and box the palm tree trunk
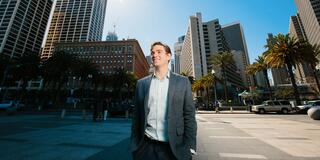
[286,63,301,105]
[222,67,228,101]
[206,87,209,109]
[263,69,272,100]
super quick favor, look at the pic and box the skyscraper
[0,0,53,59]
[41,0,107,60]
[173,35,184,74]
[222,22,254,87]
[294,0,320,46]
[289,14,314,84]
[180,13,243,88]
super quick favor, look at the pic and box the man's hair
[150,42,171,55]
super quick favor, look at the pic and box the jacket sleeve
[183,78,197,151]
[130,80,141,151]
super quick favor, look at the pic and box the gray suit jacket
[131,72,197,160]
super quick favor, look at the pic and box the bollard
[104,110,108,120]
[61,109,66,119]
[125,110,129,119]
[38,105,42,111]
[230,106,233,112]
[82,109,86,120]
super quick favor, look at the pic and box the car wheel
[281,108,289,114]
[259,108,265,114]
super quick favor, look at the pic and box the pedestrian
[215,100,220,113]
[131,42,197,160]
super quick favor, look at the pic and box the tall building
[173,35,184,74]
[255,71,268,88]
[0,0,53,59]
[106,31,118,41]
[294,0,320,46]
[180,13,243,88]
[267,33,290,86]
[54,39,149,79]
[289,14,314,84]
[41,0,107,60]
[222,22,254,87]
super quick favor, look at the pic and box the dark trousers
[132,136,177,160]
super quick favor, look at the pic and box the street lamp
[211,69,217,103]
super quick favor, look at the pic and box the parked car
[0,100,24,111]
[297,100,320,113]
[0,100,15,109]
[252,100,292,114]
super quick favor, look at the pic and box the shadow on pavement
[86,137,132,160]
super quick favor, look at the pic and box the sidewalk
[0,114,133,160]
[197,110,252,114]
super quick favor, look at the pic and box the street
[195,113,320,160]
[0,112,319,160]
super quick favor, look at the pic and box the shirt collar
[152,70,170,79]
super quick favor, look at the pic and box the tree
[275,87,294,99]
[0,54,12,87]
[192,74,220,108]
[73,59,99,99]
[246,55,272,99]
[180,71,195,85]
[12,54,41,100]
[109,69,138,100]
[264,33,303,104]
[41,51,77,106]
[209,51,234,101]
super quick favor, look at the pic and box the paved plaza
[0,111,319,160]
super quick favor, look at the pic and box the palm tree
[12,54,41,100]
[192,79,204,94]
[209,51,234,101]
[110,69,138,100]
[73,59,99,99]
[0,54,12,87]
[180,71,195,85]
[246,55,272,99]
[42,51,77,106]
[264,33,303,104]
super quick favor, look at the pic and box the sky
[103,0,297,63]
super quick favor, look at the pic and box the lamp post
[211,69,217,103]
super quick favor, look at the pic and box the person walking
[131,42,197,160]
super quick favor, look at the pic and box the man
[131,42,197,160]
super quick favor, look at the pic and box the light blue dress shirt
[145,71,170,142]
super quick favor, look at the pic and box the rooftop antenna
[113,23,116,34]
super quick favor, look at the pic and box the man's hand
[190,148,197,155]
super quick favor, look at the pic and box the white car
[297,100,320,113]
[252,100,292,114]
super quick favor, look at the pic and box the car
[252,100,292,114]
[297,100,320,113]
[0,100,16,109]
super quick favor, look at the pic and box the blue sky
[103,0,297,63]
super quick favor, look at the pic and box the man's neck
[154,66,169,80]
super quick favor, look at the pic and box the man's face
[151,45,170,68]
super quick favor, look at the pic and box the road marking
[204,127,224,130]
[210,136,255,139]
[196,115,209,122]
[219,153,267,159]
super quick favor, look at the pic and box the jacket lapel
[144,75,152,119]
[167,72,176,119]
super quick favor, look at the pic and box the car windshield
[306,102,315,105]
